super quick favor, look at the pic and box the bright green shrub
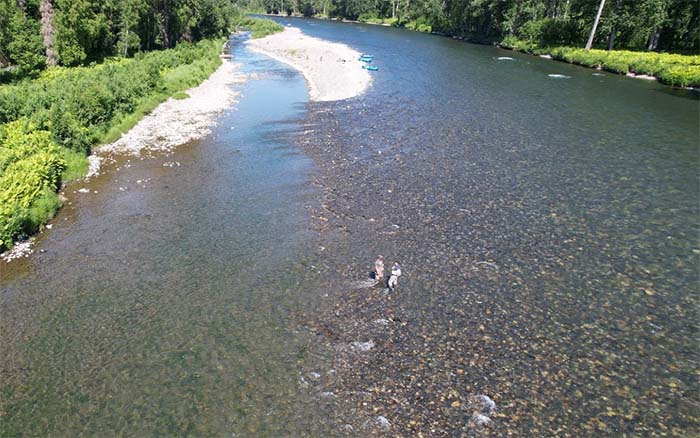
[658,65,700,87]
[500,35,536,52]
[0,119,58,172]
[0,125,65,250]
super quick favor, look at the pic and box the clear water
[1,35,331,436]
[274,17,699,435]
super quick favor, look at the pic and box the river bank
[263,14,699,88]
[0,58,242,263]
[247,27,371,101]
[98,60,244,158]
[0,39,227,257]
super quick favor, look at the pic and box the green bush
[517,18,582,47]
[0,120,65,250]
[358,12,379,22]
[404,16,432,33]
[539,19,582,46]
[658,65,700,87]
[518,19,545,43]
[500,35,537,52]
[238,17,284,39]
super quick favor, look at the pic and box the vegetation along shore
[258,0,700,87]
[0,0,283,254]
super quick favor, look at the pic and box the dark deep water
[2,19,699,436]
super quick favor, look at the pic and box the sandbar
[247,27,371,101]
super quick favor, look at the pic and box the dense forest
[254,0,699,53]
[0,0,240,73]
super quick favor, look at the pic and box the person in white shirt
[388,261,401,291]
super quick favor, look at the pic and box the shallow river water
[1,20,699,437]
[1,36,333,436]
[271,17,699,436]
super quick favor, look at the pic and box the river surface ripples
[275,17,698,437]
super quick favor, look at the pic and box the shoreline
[247,27,371,101]
[97,59,244,158]
[1,27,367,262]
[1,54,244,263]
[267,15,698,88]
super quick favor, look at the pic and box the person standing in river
[388,261,401,291]
[374,255,384,285]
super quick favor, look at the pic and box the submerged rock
[472,413,492,426]
[349,340,375,352]
[374,415,391,428]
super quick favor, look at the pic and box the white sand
[98,60,245,157]
[247,27,371,101]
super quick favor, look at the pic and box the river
[1,19,698,436]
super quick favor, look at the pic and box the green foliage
[237,17,284,38]
[366,16,398,26]
[248,0,699,55]
[57,147,89,182]
[404,16,432,33]
[4,7,45,73]
[0,119,65,250]
[0,0,237,79]
[22,186,63,238]
[517,18,583,46]
[659,64,700,87]
[500,35,538,53]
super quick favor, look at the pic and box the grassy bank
[238,17,284,39]
[0,39,224,251]
[500,36,700,88]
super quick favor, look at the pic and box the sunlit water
[2,20,699,436]
[273,17,699,435]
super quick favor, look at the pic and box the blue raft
[359,56,373,63]
[362,65,379,71]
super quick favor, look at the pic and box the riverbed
[270,16,699,436]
